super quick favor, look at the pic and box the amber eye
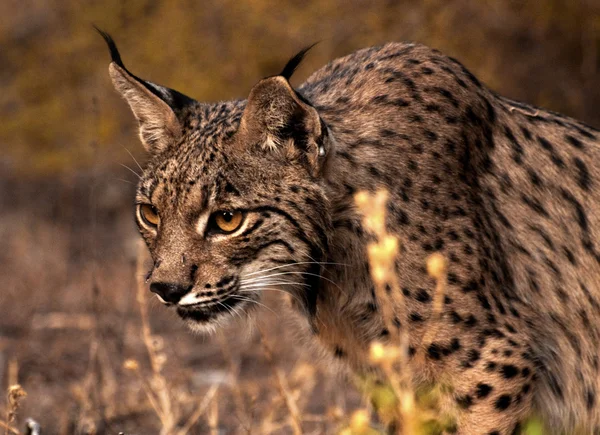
[213,211,244,233]
[139,204,160,228]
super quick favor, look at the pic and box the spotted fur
[100,31,600,434]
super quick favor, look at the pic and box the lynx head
[99,30,333,333]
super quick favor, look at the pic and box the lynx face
[99,31,332,332]
[135,128,331,333]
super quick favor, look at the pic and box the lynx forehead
[100,28,600,434]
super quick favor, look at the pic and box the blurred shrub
[0,0,598,175]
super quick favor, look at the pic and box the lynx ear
[237,44,330,175]
[97,28,195,154]
[239,76,330,176]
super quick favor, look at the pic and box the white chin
[183,314,234,335]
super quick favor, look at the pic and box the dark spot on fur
[477,294,492,310]
[450,338,461,351]
[537,136,565,168]
[486,361,498,372]
[501,364,519,379]
[465,315,478,328]
[495,394,512,411]
[461,279,478,293]
[415,288,431,303]
[521,194,550,218]
[424,130,438,141]
[563,247,577,265]
[573,157,591,190]
[450,311,463,324]
[427,343,442,360]
[565,135,584,150]
[476,383,493,399]
[456,394,473,409]
[587,389,596,410]
[462,349,480,368]
[410,312,424,322]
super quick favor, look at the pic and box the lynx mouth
[175,293,247,323]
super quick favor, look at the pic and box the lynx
[99,29,600,434]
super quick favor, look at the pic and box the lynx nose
[150,282,190,304]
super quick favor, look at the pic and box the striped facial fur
[101,29,600,434]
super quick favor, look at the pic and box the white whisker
[119,163,142,179]
[239,287,289,294]
[239,286,304,305]
[215,300,240,321]
[122,145,144,173]
[231,295,278,317]
[240,278,311,287]
[243,261,347,277]
[240,282,310,290]
[242,271,343,291]
[115,178,134,185]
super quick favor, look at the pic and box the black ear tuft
[94,25,125,68]
[95,26,195,114]
[279,42,319,80]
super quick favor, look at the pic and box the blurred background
[0,0,599,433]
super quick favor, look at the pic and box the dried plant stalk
[132,241,223,434]
[355,190,408,340]
[4,385,26,435]
[258,326,303,435]
[135,240,176,434]
[418,254,448,353]
[7,361,18,390]
[0,420,18,435]
[355,190,457,434]
[355,190,415,431]
[207,391,219,435]
[176,385,219,435]
[217,333,251,431]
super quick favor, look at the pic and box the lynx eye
[213,211,244,234]
[139,204,160,228]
